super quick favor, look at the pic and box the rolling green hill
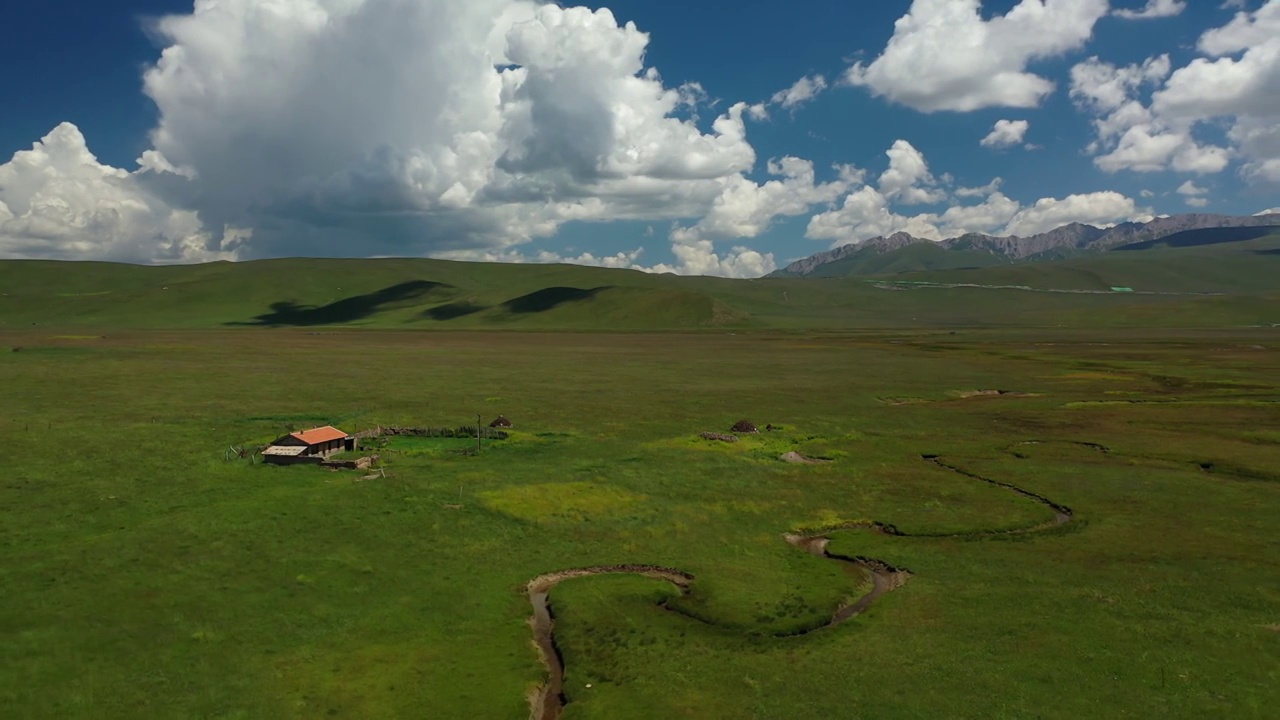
[0,258,738,331]
[883,231,1280,294]
[1,236,1278,332]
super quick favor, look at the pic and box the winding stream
[527,566,694,720]
[525,445,1086,720]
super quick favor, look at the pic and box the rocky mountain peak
[772,213,1280,277]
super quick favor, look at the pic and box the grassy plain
[2,321,1278,719]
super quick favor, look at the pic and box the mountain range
[771,213,1280,278]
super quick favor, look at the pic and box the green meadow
[1,255,1279,718]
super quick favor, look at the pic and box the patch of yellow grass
[792,509,875,534]
[479,482,647,523]
[49,335,103,340]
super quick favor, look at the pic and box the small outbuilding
[263,426,355,465]
[490,415,513,428]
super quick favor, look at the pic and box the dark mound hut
[490,415,513,428]
[730,419,759,434]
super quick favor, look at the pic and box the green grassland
[2,320,1278,718]
[2,233,1278,333]
[1,248,1278,718]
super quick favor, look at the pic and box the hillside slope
[1,244,1277,332]
[0,258,738,330]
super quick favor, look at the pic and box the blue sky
[1,0,1277,275]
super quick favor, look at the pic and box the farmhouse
[262,426,356,465]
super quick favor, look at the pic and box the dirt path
[524,445,1081,720]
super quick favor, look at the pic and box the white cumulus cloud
[445,240,779,278]
[845,0,1110,112]
[0,123,239,262]
[1072,53,1230,175]
[675,157,858,240]
[806,185,944,246]
[935,192,1023,236]
[1076,2,1280,181]
[1153,1,1280,181]
[661,157,857,276]
[955,177,1004,199]
[139,1,759,255]
[1199,2,1280,54]
[5,0,843,276]
[805,139,1151,246]
[647,237,779,278]
[1071,55,1171,115]
[878,140,947,205]
[438,245,649,271]
[748,74,829,120]
[772,75,828,112]
[1114,0,1187,20]
[981,120,1030,149]
[1003,192,1149,236]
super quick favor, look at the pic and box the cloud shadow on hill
[1114,226,1280,251]
[425,301,489,320]
[500,286,610,314]
[232,280,454,326]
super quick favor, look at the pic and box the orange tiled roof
[291,426,349,445]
